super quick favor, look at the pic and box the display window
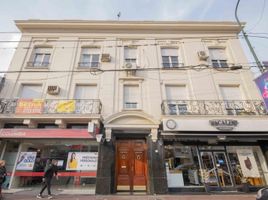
[164,143,268,190]
[164,143,202,187]
[13,140,98,190]
[227,146,267,187]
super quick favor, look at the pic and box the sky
[0,0,267,73]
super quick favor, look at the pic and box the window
[123,85,139,109]
[79,47,100,68]
[161,48,181,68]
[124,47,137,64]
[209,48,228,68]
[220,85,242,100]
[19,84,42,98]
[74,85,97,99]
[28,47,52,67]
[220,85,244,115]
[165,85,188,115]
[164,143,202,188]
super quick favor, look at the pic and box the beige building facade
[0,20,267,194]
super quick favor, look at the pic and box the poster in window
[66,152,98,171]
[236,149,260,177]
[16,152,37,170]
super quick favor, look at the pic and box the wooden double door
[116,140,148,192]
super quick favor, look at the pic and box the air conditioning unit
[47,85,60,95]
[197,51,209,61]
[101,54,111,62]
[124,62,137,69]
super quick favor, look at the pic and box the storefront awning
[0,129,96,139]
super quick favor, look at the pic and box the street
[1,194,257,200]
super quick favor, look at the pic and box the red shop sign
[0,129,96,139]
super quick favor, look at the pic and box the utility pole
[235,0,265,73]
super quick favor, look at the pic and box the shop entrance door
[116,140,148,193]
[200,150,234,191]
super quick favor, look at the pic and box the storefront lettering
[209,119,238,131]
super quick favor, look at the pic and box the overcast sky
[0,0,267,73]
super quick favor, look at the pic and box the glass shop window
[227,146,267,187]
[164,143,202,187]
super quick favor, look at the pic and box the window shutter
[20,85,42,98]
[161,48,178,56]
[124,85,139,103]
[81,47,100,54]
[166,86,187,100]
[209,48,227,60]
[74,85,97,99]
[34,47,52,54]
[124,47,137,59]
[220,86,242,100]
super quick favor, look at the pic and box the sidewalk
[1,194,257,200]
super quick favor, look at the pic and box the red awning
[0,129,96,139]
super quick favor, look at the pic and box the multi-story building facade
[0,20,267,194]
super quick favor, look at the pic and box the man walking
[37,159,58,199]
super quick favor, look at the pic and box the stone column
[95,138,115,194]
[147,129,168,194]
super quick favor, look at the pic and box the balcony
[0,99,102,115]
[161,100,267,116]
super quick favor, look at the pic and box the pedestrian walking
[37,159,58,199]
[0,160,7,200]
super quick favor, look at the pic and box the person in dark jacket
[0,160,7,200]
[37,159,58,199]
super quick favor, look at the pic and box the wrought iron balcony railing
[161,100,267,116]
[0,99,102,115]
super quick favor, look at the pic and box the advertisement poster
[236,149,260,177]
[56,100,75,113]
[16,152,37,170]
[15,99,44,114]
[255,71,268,109]
[66,152,98,171]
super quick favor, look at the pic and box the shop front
[0,129,99,193]
[162,118,268,193]
[163,140,268,193]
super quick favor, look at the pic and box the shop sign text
[209,119,238,131]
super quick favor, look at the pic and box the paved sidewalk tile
[1,194,257,200]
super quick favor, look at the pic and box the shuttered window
[19,85,42,98]
[124,47,137,64]
[165,85,187,100]
[123,85,139,109]
[220,86,242,100]
[74,85,97,99]
[209,48,228,68]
